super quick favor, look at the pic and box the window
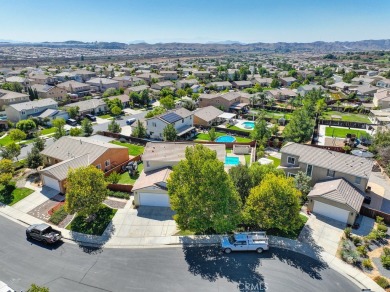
[234,241,247,246]
[149,132,154,136]
[96,164,101,169]
[306,164,313,177]
[105,160,110,167]
[327,169,335,177]
[152,122,157,127]
[355,176,361,185]
[287,156,295,165]
[287,173,296,178]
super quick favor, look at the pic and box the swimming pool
[225,156,240,166]
[215,135,236,143]
[242,121,255,129]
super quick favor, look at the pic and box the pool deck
[225,153,246,166]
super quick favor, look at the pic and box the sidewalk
[0,202,384,291]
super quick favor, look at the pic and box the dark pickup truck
[26,223,62,244]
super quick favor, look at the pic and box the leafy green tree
[9,129,26,142]
[69,127,82,136]
[26,146,43,170]
[249,163,284,187]
[0,159,14,186]
[182,100,196,111]
[102,87,118,98]
[65,166,107,216]
[129,92,141,105]
[1,82,22,92]
[108,119,121,133]
[294,171,312,200]
[270,78,279,88]
[32,137,45,151]
[283,109,314,143]
[105,97,123,110]
[250,118,270,144]
[343,71,357,83]
[243,173,302,233]
[27,87,39,101]
[163,124,177,141]
[208,128,217,141]
[52,118,66,140]
[132,120,147,138]
[141,90,150,106]
[159,96,175,109]
[110,105,122,117]
[145,106,166,118]
[168,144,242,233]
[229,164,252,203]
[16,119,37,136]
[66,106,80,119]
[2,142,21,160]
[106,172,120,184]
[27,283,50,292]
[315,99,327,116]
[81,119,93,137]
[160,88,174,97]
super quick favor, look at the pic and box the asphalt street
[0,216,359,292]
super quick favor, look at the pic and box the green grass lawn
[267,214,308,239]
[226,149,232,153]
[244,154,251,165]
[66,204,117,236]
[320,111,371,123]
[0,135,13,146]
[39,127,56,135]
[325,127,370,138]
[267,156,281,167]
[194,132,252,142]
[118,163,144,184]
[227,125,252,132]
[99,114,114,120]
[111,141,145,156]
[254,109,293,120]
[0,184,34,205]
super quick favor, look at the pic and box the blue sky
[1,0,389,43]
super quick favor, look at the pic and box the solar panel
[160,112,182,123]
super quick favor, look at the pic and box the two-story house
[145,108,195,140]
[86,78,119,92]
[57,80,91,97]
[159,71,178,80]
[198,92,249,113]
[5,98,58,122]
[0,89,30,110]
[279,143,373,225]
[376,79,390,89]
[63,99,107,115]
[30,84,67,101]
[373,89,390,109]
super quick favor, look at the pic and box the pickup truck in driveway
[221,232,269,254]
[26,223,62,244]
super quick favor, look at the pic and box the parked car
[85,114,97,121]
[26,223,62,244]
[126,118,136,125]
[221,232,269,254]
[66,118,77,126]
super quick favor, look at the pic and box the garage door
[139,192,170,207]
[313,200,349,223]
[42,175,61,192]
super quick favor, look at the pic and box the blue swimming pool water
[215,135,236,143]
[225,156,240,166]
[242,121,255,129]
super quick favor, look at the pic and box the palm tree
[249,95,257,108]
[257,92,267,109]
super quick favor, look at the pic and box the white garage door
[42,175,61,192]
[313,200,349,223]
[139,192,170,207]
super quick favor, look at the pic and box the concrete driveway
[299,214,344,256]
[112,205,177,238]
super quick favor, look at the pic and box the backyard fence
[195,140,257,148]
[107,183,133,193]
[104,155,142,177]
[318,119,370,129]
[360,205,390,225]
[101,131,150,145]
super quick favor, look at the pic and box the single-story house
[159,71,178,80]
[57,80,91,96]
[151,81,174,91]
[279,77,296,87]
[193,106,224,127]
[86,78,119,92]
[231,81,252,89]
[113,76,142,88]
[107,94,130,108]
[63,99,107,115]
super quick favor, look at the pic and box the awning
[177,125,195,136]
[218,113,236,119]
[229,102,249,110]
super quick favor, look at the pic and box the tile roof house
[63,99,107,115]
[198,92,249,113]
[193,105,224,127]
[231,80,253,89]
[5,98,58,122]
[57,80,91,96]
[206,81,232,91]
[39,136,129,193]
[5,76,30,90]
[30,84,67,101]
[0,89,30,110]
[373,89,390,109]
[86,78,119,92]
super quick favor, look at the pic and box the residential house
[0,89,30,110]
[351,76,376,86]
[192,71,210,79]
[132,142,225,207]
[279,142,373,224]
[30,84,67,101]
[279,77,296,87]
[36,108,69,126]
[29,74,57,86]
[72,69,96,82]
[5,98,58,122]
[137,73,164,83]
[198,92,249,113]
[207,81,232,91]
[266,88,297,101]
[145,108,195,140]
[373,89,390,109]
[151,81,174,91]
[159,71,178,80]
[376,79,390,89]
[227,69,239,79]
[5,76,30,91]
[350,85,379,99]
[193,105,224,127]
[107,94,130,108]
[54,72,77,82]
[231,80,252,89]
[113,76,142,88]
[125,85,150,94]
[369,109,390,125]
[252,77,272,87]
[63,99,107,115]
[297,85,325,96]
[86,78,119,92]
[57,80,91,97]
[176,79,198,89]
[40,136,129,193]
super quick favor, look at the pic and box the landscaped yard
[321,111,371,124]
[226,125,252,132]
[244,154,251,165]
[267,156,281,167]
[194,131,252,142]
[0,184,34,205]
[118,162,144,184]
[325,127,370,138]
[0,134,13,146]
[98,114,114,120]
[66,204,117,236]
[111,141,145,156]
[268,214,308,239]
[39,127,56,135]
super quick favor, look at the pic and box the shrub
[362,259,373,270]
[106,172,121,184]
[376,216,384,224]
[381,248,390,269]
[356,245,367,257]
[374,276,390,289]
[341,249,360,264]
[344,227,352,239]
[49,206,68,225]
[107,190,130,199]
[352,236,362,246]
[377,224,388,233]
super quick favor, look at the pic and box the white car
[221,232,269,254]
[0,281,14,292]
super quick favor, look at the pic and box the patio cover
[218,113,236,119]
[177,125,195,136]
[229,102,249,110]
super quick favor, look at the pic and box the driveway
[112,205,177,238]
[299,214,344,256]
[120,125,132,136]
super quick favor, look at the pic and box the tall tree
[111,105,122,117]
[9,129,27,142]
[283,109,314,143]
[16,119,37,136]
[108,119,121,133]
[294,171,312,200]
[81,119,93,137]
[243,173,302,233]
[2,142,21,160]
[132,120,147,138]
[65,166,107,216]
[159,96,175,109]
[163,124,177,141]
[229,164,252,203]
[270,78,279,88]
[0,159,14,186]
[52,118,66,140]
[208,128,217,141]
[32,137,45,152]
[26,146,43,170]
[66,106,80,119]
[168,144,242,233]
[250,117,271,144]
[249,163,285,188]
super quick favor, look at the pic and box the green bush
[107,190,130,199]
[341,249,360,264]
[377,224,388,233]
[352,236,362,246]
[376,216,384,224]
[49,205,68,225]
[381,248,390,269]
[356,245,367,257]
[362,259,373,270]
[374,276,390,289]
[106,172,121,184]
[344,227,352,239]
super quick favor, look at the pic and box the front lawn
[0,135,13,146]
[99,114,114,120]
[118,162,144,184]
[267,214,308,239]
[66,204,117,236]
[194,131,252,142]
[111,141,145,156]
[324,127,370,138]
[0,184,34,205]
[39,127,56,135]
[321,111,371,124]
